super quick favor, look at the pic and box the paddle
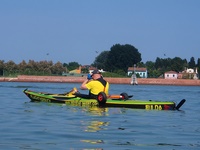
[175,99,186,110]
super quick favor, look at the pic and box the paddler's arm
[80,79,90,90]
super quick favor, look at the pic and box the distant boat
[131,74,138,85]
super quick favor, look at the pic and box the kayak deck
[23,89,186,111]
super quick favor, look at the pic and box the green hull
[23,89,186,111]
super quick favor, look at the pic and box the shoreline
[0,75,200,86]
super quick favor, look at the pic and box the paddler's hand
[87,73,92,80]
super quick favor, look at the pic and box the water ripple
[0,82,199,149]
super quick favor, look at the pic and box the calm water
[0,82,199,150]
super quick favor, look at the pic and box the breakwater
[0,75,200,86]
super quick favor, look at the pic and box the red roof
[165,71,178,74]
[128,67,147,72]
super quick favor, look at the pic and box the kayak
[23,88,186,111]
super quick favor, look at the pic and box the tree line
[143,57,199,78]
[0,60,66,76]
[93,44,200,78]
[0,44,199,78]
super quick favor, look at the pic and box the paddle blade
[176,99,186,110]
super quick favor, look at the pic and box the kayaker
[80,69,109,99]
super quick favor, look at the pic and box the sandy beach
[0,75,200,86]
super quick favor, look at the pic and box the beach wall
[0,75,200,86]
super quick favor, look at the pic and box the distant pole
[131,64,137,85]
[134,64,136,75]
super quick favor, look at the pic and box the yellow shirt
[85,80,109,96]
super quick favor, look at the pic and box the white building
[164,71,178,79]
[128,67,148,78]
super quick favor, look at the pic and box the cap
[91,69,101,76]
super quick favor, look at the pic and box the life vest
[89,77,107,99]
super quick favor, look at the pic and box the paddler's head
[91,69,101,79]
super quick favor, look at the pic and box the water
[0,82,199,150]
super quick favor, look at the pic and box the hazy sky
[0,0,199,65]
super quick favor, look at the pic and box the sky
[0,0,200,65]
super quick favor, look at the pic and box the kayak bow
[23,89,186,111]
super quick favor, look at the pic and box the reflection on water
[81,107,110,132]
[82,120,109,132]
[85,107,109,116]
[79,107,109,149]
[81,139,104,144]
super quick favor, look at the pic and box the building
[128,67,148,78]
[179,68,198,79]
[69,66,82,74]
[164,71,178,79]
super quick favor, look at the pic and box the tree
[26,60,38,75]
[145,61,155,69]
[196,58,200,78]
[4,60,18,76]
[136,62,145,68]
[18,60,27,74]
[0,60,5,76]
[155,57,162,70]
[145,61,155,78]
[37,60,53,75]
[197,58,200,67]
[105,44,141,73]
[92,51,109,69]
[51,61,66,75]
[63,62,80,71]
[154,57,187,76]
[188,57,196,68]
[154,57,167,76]
[171,57,185,72]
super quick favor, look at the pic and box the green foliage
[145,61,155,77]
[155,57,186,73]
[102,72,125,77]
[0,43,200,79]
[197,58,200,76]
[0,60,66,76]
[81,68,89,73]
[0,60,5,76]
[104,44,141,72]
[63,61,80,71]
[92,51,109,69]
[171,57,185,72]
[136,62,146,68]
[188,57,196,68]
